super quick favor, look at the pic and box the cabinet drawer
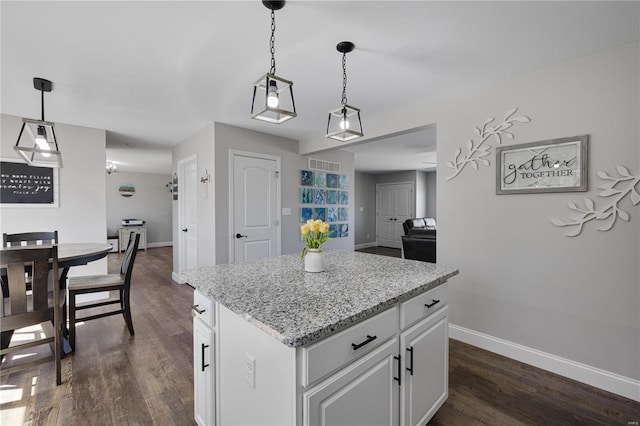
[400,283,448,329]
[300,306,399,387]
[192,290,215,329]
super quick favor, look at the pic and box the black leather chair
[401,218,437,263]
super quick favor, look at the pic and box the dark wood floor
[355,245,402,258]
[1,247,638,425]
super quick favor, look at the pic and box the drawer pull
[191,304,206,315]
[201,344,210,372]
[351,334,377,351]
[425,299,440,309]
[406,346,414,375]
[394,354,402,385]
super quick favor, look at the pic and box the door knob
[182,228,188,232]
[236,233,248,239]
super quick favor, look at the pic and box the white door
[178,156,198,272]
[303,338,400,426]
[231,152,280,263]
[377,182,414,249]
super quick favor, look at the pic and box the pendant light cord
[41,88,45,121]
[270,10,276,75]
[341,52,348,106]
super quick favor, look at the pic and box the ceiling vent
[308,158,340,173]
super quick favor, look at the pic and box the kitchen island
[181,250,459,426]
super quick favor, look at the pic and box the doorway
[376,182,414,249]
[178,155,198,273]
[229,151,281,263]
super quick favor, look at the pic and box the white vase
[304,249,324,273]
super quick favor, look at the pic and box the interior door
[377,183,414,249]
[179,156,198,272]
[231,153,279,263]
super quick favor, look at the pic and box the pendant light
[14,78,63,168]
[326,41,363,142]
[250,0,297,124]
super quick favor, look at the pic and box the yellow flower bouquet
[300,219,333,258]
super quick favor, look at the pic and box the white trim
[354,242,377,250]
[228,150,282,264]
[147,241,172,248]
[171,271,186,284]
[449,323,640,402]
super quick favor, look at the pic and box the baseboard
[147,241,172,248]
[171,271,186,284]
[449,324,640,402]
[354,242,377,249]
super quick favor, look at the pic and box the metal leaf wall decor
[551,165,640,236]
[446,108,531,181]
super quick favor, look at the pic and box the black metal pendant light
[326,41,363,142]
[250,0,297,124]
[14,78,63,168]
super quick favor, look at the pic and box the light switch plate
[282,207,291,216]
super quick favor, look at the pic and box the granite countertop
[180,250,458,348]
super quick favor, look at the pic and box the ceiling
[2,1,638,174]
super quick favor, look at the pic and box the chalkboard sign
[0,160,58,205]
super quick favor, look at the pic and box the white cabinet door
[194,318,215,426]
[400,307,448,426]
[303,338,400,426]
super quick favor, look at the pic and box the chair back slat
[121,232,141,278]
[7,263,28,314]
[3,231,58,248]
[32,258,51,311]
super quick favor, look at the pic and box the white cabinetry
[118,226,147,251]
[192,291,216,426]
[195,283,449,426]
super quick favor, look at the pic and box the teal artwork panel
[301,170,314,186]
[327,190,338,204]
[300,188,313,204]
[338,207,348,222]
[339,175,349,189]
[315,172,326,187]
[339,191,349,205]
[327,207,338,222]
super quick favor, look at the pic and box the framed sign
[496,135,588,194]
[0,159,59,207]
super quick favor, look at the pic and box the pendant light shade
[14,78,63,168]
[326,42,363,142]
[251,0,297,124]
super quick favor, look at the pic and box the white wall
[426,171,437,220]
[1,113,108,276]
[416,171,428,218]
[300,42,640,398]
[106,171,172,245]
[354,171,376,246]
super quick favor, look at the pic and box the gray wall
[1,114,108,276]
[213,123,355,264]
[416,171,429,218]
[106,171,172,244]
[436,43,638,379]
[426,171,437,219]
[354,172,377,246]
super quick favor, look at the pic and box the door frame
[228,149,282,263]
[375,181,415,247]
[177,154,198,274]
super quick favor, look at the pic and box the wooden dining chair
[3,231,59,247]
[0,245,63,385]
[67,232,140,351]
